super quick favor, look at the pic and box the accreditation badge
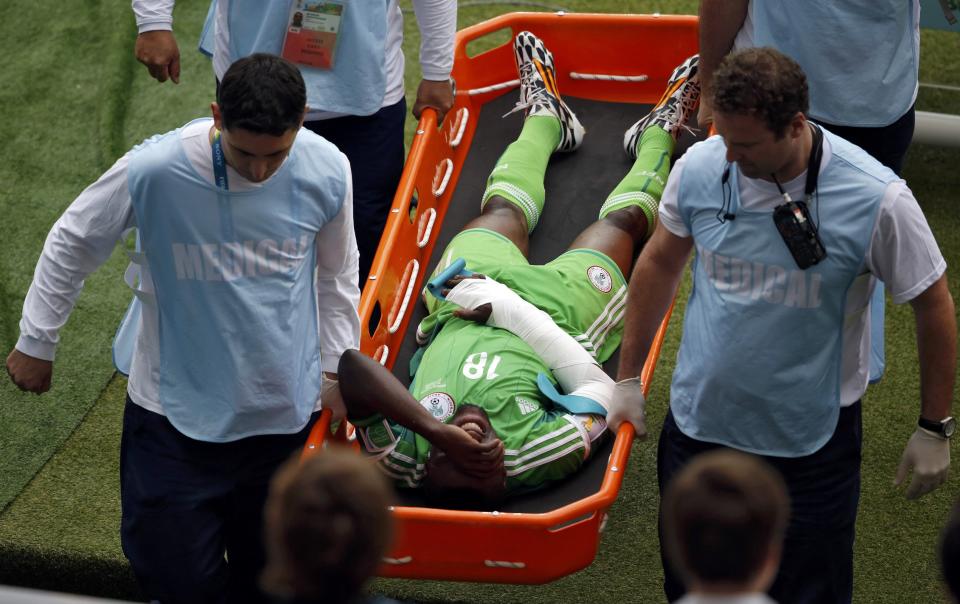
[280,0,347,70]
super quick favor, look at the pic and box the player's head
[663,450,789,594]
[941,497,960,602]
[422,404,507,509]
[261,448,394,604]
[211,54,307,183]
[711,48,810,180]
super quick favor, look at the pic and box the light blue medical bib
[200,0,388,115]
[749,1,918,126]
[671,131,895,456]
[125,120,348,442]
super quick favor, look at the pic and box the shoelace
[503,61,553,118]
[664,80,702,138]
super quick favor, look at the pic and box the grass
[0,0,958,602]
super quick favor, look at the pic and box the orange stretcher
[301,11,699,584]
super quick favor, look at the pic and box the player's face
[219,126,298,183]
[425,405,506,503]
[712,110,802,181]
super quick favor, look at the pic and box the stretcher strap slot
[374,344,390,366]
[447,107,469,148]
[569,72,649,82]
[484,560,526,569]
[417,208,437,249]
[433,159,454,197]
[383,556,413,565]
[387,259,420,334]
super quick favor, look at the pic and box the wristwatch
[918,416,956,439]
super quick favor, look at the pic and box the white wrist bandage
[446,277,614,411]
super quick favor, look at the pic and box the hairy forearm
[698,0,749,100]
[617,227,691,380]
[911,277,957,420]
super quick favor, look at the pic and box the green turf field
[0,0,958,602]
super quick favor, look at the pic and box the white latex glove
[607,377,647,439]
[894,427,950,499]
[320,373,346,425]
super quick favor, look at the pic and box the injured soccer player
[339,31,701,508]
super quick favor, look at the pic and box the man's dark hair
[217,53,306,135]
[712,47,809,138]
[663,450,789,586]
[261,448,394,604]
[941,497,960,601]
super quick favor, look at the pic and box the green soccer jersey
[355,229,623,493]
[397,318,597,493]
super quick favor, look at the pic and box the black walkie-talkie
[771,124,826,270]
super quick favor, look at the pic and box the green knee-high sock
[599,125,676,238]
[481,116,561,233]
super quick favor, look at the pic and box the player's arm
[338,350,503,477]
[443,277,614,410]
[7,154,137,393]
[314,154,361,422]
[697,0,749,124]
[410,0,456,122]
[132,0,181,84]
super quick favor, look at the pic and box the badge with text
[280,1,346,70]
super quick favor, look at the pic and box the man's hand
[697,98,714,128]
[607,377,647,439]
[6,349,53,394]
[436,424,504,478]
[412,78,454,124]
[135,31,181,84]
[895,427,950,499]
[320,372,346,425]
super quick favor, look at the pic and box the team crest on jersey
[587,265,613,293]
[418,392,456,422]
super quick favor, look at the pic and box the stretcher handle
[387,259,420,334]
[374,344,390,366]
[447,107,469,147]
[417,208,437,249]
[432,159,454,197]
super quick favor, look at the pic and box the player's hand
[412,78,455,124]
[606,377,647,439]
[437,424,504,478]
[320,372,347,425]
[894,427,950,499]
[442,274,495,323]
[6,349,53,394]
[135,30,181,84]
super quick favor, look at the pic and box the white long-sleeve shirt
[17,119,361,417]
[132,0,457,118]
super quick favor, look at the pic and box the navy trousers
[814,104,915,176]
[305,98,407,288]
[120,398,317,604]
[658,402,863,604]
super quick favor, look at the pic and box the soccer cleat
[506,31,585,152]
[623,54,701,160]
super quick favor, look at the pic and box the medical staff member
[611,48,955,604]
[132,0,457,286]
[6,54,361,603]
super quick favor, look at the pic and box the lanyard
[211,129,229,191]
[211,129,236,240]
